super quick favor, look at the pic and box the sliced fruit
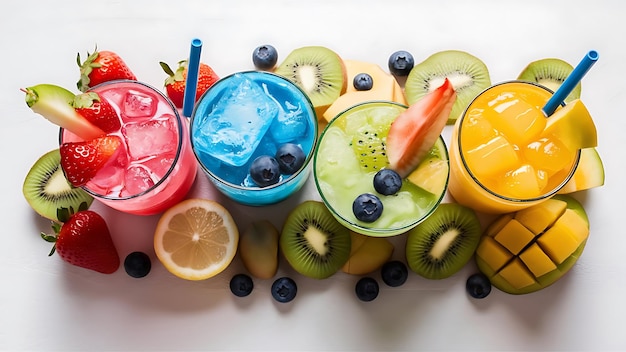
[558,147,605,194]
[341,231,394,275]
[540,99,597,151]
[73,92,121,134]
[475,195,589,294]
[274,46,347,117]
[60,135,122,187]
[405,50,491,124]
[239,220,279,279]
[517,58,580,103]
[406,137,449,195]
[153,198,239,281]
[387,78,456,178]
[23,84,105,140]
[280,200,351,279]
[23,149,93,222]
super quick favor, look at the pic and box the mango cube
[460,110,498,150]
[499,164,546,198]
[476,236,511,272]
[519,243,558,277]
[484,92,546,145]
[537,209,589,264]
[494,219,536,255]
[523,137,576,176]
[497,258,536,290]
[515,198,567,235]
[465,135,520,178]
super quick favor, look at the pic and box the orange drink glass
[60,80,197,215]
[448,81,580,214]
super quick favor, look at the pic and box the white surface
[1,0,624,350]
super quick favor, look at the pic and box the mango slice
[558,147,605,194]
[541,99,597,151]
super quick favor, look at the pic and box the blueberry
[355,277,379,302]
[123,251,151,278]
[271,277,297,303]
[275,143,306,174]
[373,169,403,195]
[381,260,408,287]
[353,193,383,223]
[466,273,492,299]
[249,155,280,187]
[252,45,278,70]
[388,50,415,76]
[353,73,373,91]
[230,273,254,297]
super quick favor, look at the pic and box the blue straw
[182,38,203,118]
[542,50,599,117]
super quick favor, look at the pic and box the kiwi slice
[405,203,481,280]
[404,50,491,124]
[274,46,346,114]
[280,200,351,279]
[23,148,93,221]
[517,58,581,102]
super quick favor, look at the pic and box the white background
[1,0,625,350]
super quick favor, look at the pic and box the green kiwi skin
[404,50,491,125]
[280,200,351,279]
[22,148,93,222]
[405,203,482,280]
[517,58,581,103]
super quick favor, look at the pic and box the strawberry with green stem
[77,47,137,92]
[160,60,219,109]
[73,92,121,134]
[41,203,120,274]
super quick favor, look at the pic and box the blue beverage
[190,71,317,206]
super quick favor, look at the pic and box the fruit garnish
[60,135,122,187]
[355,277,379,302]
[23,84,106,140]
[77,48,137,92]
[353,73,373,91]
[275,143,306,174]
[388,50,415,77]
[352,193,384,223]
[153,198,239,281]
[518,58,581,103]
[341,231,394,275]
[230,273,254,297]
[404,50,491,124]
[22,148,93,222]
[373,168,402,196]
[73,92,121,133]
[475,195,589,294]
[540,98,597,151]
[387,78,456,178]
[252,44,279,71]
[466,273,492,299]
[160,60,219,109]
[124,251,152,278]
[280,200,351,279]
[249,155,281,187]
[405,203,482,279]
[274,46,347,117]
[271,277,297,303]
[239,220,279,279]
[406,138,449,195]
[41,206,120,274]
[381,260,408,287]
[558,147,605,194]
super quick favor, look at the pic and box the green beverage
[314,101,449,237]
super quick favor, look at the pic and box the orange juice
[448,81,580,214]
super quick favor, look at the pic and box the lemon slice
[154,198,239,280]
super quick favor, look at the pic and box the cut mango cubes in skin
[475,195,590,294]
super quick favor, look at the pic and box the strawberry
[42,204,120,274]
[77,48,137,92]
[73,92,121,133]
[160,60,219,109]
[60,136,122,187]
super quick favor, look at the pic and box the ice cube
[485,92,546,145]
[264,85,308,144]
[193,75,278,167]
[122,114,178,161]
[85,143,129,197]
[123,164,157,196]
[142,153,176,179]
[123,89,158,118]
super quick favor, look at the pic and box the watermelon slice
[387,79,456,178]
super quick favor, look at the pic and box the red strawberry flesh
[60,136,122,187]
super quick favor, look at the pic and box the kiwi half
[517,58,581,102]
[23,149,93,221]
[280,200,351,279]
[405,203,481,280]
[274,46,346,116]
[404,50,491,124]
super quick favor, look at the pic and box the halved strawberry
[60,136,122,187]
[73,92,121,133]
[387,79,456,178]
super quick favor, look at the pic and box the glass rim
[189,70,319,192]
[313,100,450,236]
[58,79,185,201]
[456,80,581,204]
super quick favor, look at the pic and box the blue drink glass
[190,71,317,206]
